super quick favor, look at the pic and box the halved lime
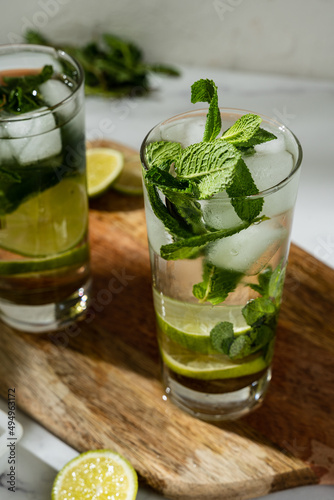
[0,178,88,258]
[0,243,89,276]
[157,313,251,354]
[52,449,138,500]
[86,148,124,197]
[161,349,267,380]
[112,155,143,195]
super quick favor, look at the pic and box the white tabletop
[0,66,333,499]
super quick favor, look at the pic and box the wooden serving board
[0,141,333,500]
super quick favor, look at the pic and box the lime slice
[0,243,89,276]
[0,178,88,258]
[86,148,124,197]
[112,155,143,195]
[52,449,138,500]
[157,313,251,354]
[161,349,267,380]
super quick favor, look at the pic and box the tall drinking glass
[141,109,302,420]
[0,44,90,333]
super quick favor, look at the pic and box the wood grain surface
[0,140,333,500]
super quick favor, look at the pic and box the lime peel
[0,243,89,276]
[156,312,251,355]
[161,349,267,380]
[52,449,138,500]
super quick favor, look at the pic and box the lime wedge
[0,243,89,275]
[157,312,251,354]
[112,155,143,195]
[86,147,124,198]
[0,178,88,258]
[52,449,138,500]
[161,349,267,380]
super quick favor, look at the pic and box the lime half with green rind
[86,147,124,198]
[52,449,138,500]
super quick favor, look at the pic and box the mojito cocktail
[0,45,90,333]
[141,79,301,420]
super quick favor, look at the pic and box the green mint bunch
[143,78,277,305]
[0,65,53,115]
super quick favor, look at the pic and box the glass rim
[0,43,84,123]
[140,107,303,200]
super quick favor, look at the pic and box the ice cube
[2,108,61,165]
[39,79,75,123]
[206,219,287,275]
[39,79,72,107]
[244,150,294,192]
[201,194,242,230]
[261,172,300,217]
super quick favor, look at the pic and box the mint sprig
[143,78,279,306]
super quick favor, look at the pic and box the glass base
[0,278,92,334]
[162,364,272,421]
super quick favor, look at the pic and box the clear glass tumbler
[0,44,90,333]
[141,108,302,421]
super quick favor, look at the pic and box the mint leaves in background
[144,78,278,306]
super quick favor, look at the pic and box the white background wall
[1,0,334,80]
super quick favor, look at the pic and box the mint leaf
[165,193,206,235]
[249,127,277,146]
[145,141,182,171]
[160,219,250,260]
[175,140,241,199]
[193,262,242,305]
[248,266,273,295]
[145,183,193,240]
[221,114,276,150]
[145,166,196,195]
[191,79,221,142]
[210,322,234,354]
[226,159,263,222]
[229,334,253,360]
[242,297,276,327]
[268,259,286,305]
[177,140,240,180]
[222,114,261,146]
[144,166,205,235]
